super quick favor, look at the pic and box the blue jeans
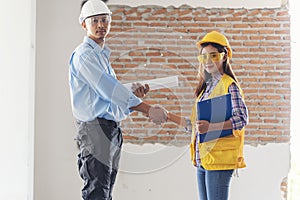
[197,166,234,200]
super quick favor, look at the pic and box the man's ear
[81,21,87,31]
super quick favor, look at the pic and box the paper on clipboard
[123,76,179,91]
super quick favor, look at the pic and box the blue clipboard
[197,93,233,143]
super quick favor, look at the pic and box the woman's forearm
[208,120,233,131]
[167,112,187,127]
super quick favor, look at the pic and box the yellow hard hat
[196,31,232,58]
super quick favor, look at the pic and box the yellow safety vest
[190,74,246,170]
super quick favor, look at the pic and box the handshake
[131,82,172,125]
[148,105,169,125]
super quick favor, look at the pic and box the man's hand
[148,105,168,125]
[132,82,150,98]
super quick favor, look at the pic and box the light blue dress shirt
[69,36,142,122]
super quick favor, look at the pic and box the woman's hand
[196,120,210,133]
[196,120,233,133]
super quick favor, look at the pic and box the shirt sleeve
[72,50,142,111]
[229,83,249,130]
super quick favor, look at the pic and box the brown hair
[194,42,239,97]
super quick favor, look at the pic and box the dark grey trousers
[75,118,123,200]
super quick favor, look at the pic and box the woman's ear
[221,53,229,66]
[223,53,230,64]
[223,53,228,61]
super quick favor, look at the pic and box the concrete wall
[33,0,291,199]
[114,143,289,200]
[0,0,35,199]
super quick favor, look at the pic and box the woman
[168,31,248,200]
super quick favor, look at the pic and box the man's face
[82,14,111,43]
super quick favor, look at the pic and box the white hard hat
[79,0,112,24]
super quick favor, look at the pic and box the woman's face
[198,44,225,76]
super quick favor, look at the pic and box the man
[69,0,167,199]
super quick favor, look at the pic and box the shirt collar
[213,73,222,81]
[84,36,111,57]
[206,73,222,84]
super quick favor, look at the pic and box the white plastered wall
[114,143,289,200]
[0,0,35,199]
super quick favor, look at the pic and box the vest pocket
[199,137,240,165]
[201,148,239,165]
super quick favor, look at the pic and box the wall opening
[289,0,300,199]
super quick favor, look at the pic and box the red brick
[108,5,291,145]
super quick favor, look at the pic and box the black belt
[97,117,120,127]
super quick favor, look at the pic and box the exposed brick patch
[107,5,291,146]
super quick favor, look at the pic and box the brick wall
[106,4,291,145]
